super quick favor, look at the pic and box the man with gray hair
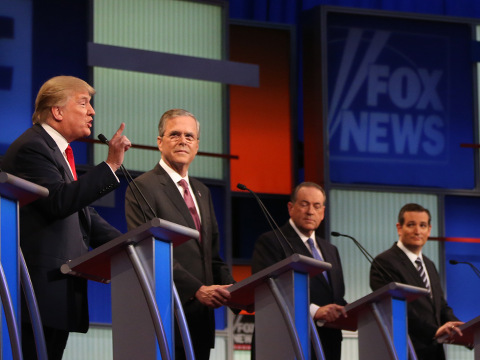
[125,109,237,360]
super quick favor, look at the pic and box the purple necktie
[178,179,202,242]
[307,238,329,283]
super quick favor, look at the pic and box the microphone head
[330,231,341,237]
[237,183,247,191]
[449,260,459,265]
[98,134,109,144]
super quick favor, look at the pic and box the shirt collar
[41,123,69,153]
[289,218,315,244]
[397,240,423,264]
[159,158,189,185]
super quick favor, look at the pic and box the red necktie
[65,145,77,180]
[178,179,201,242]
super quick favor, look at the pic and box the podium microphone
[331,231,394,284]
[237,183,294,257]
[449,259,480,279]
[98,134,157,223]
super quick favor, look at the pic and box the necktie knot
[65,145,77,180]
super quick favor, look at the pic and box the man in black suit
[2,75,131,359]
[125,108,237,360]
[370,203,463,360]
[251,182,347,360]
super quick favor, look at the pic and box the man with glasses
[125,109,237,360]
[251,182,348,360]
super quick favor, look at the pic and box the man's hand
[314,304,347,323]
[105,123,132,172]
[195,284,233,308]
[435,321,464,340]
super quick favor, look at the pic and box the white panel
[63,326,113,360]
[329,189,439,303]
[94,0,222,58]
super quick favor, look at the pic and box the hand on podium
[195,284,233,308]
[314,304,347,323]
[434,321,464,342]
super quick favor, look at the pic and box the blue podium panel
[154,238,174,358]
[293,271,310,358]
[0,196,20,360]
[392,298,407,360]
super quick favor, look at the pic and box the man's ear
[51,106,63,121]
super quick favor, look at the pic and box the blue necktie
[307,238,329,283]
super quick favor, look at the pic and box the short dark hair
[291,182,326,205]
[398,203,431,225]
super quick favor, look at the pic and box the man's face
[51,91,95,143]
[157,115,199,175]
[397,211,432,254]
[288,186,325,237]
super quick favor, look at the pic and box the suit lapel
[155,165,201,243]
[34,125,75,183]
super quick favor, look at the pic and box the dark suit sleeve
[251,231,287,274]
[6,135,120,220]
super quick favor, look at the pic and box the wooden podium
[437,314,480,359]
[61,218,198,360]
[326,282,429,360]
[0,171,49,360]
[228,254,331,360]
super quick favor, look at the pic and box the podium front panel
[0,196,20,359]
[111,236,174,359]
[255,270,310,359]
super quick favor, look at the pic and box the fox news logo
[328,28,448,163]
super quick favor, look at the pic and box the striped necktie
[415,257,431,295]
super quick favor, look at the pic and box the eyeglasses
[163,131,198,144]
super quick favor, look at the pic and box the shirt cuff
[310,303,326,327]
[104,161,120,182]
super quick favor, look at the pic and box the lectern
[228,254,331,360]
[0,171,49,360]
[437,314,480,359]
[61,218,198,360]
[326,282,429,360]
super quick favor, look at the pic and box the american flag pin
[197,190,201,197]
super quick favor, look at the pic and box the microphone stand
[331,231,394,284]
[449,260,480,279]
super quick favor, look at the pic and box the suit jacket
[251,222,347,360]
[370,244,458,360]
[124,163,235,350]
[1,124,122,332]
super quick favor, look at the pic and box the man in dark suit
[125,108,237,360]
[251,182,347,360]
[370,203,463,360]
[2,75,131,359]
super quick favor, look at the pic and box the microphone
[98,134,157,223]
[449,259,480,279]
[237,183,295,257]
[331,231,394,284]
